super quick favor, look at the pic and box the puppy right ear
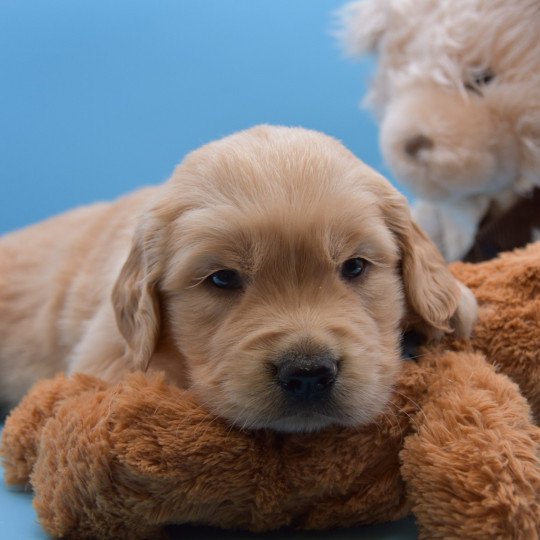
[112,218,162,371]
[370,176,477,340]
[336,0,389,56]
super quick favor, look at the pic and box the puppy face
[113,126,476,432]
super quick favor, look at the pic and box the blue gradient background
[0,1,415,538]
[0,0,393,235]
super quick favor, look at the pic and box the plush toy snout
[379,85,519,201]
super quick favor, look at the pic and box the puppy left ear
[112,216,163,371]
[377,182,477,339]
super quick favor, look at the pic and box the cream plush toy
[338,0,540,260]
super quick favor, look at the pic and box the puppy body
[0,189,155,399]
[0,126,476,431]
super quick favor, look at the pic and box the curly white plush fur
[338,0,540,260]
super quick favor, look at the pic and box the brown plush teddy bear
[2,243,540,540]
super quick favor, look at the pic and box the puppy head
[113,126,476,432]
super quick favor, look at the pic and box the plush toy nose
[404,134,434,158]
[277,354,338,400]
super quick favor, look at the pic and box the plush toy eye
[341,257,367,280]
[474,71,494,86]
[208,269,243,290]
[465,69,495,93]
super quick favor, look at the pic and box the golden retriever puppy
[0,126,477,432]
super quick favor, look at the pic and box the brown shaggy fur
[2,242,540,540]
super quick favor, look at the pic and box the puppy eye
[340,257,367,280]
[208,269,243,290]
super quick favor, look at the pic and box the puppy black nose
[277,354,338,400]
[404,134,433,158]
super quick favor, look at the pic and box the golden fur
[2,243,539,540]
[0,126,476,431]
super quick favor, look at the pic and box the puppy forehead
[163,193,398,288]
[177,192,385,241]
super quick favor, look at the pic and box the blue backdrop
[0,1,416,538]
[0,0,390,235]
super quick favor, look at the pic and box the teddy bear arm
[26,373,288,539]
[1,373,107,486]
[400,352,540,539]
